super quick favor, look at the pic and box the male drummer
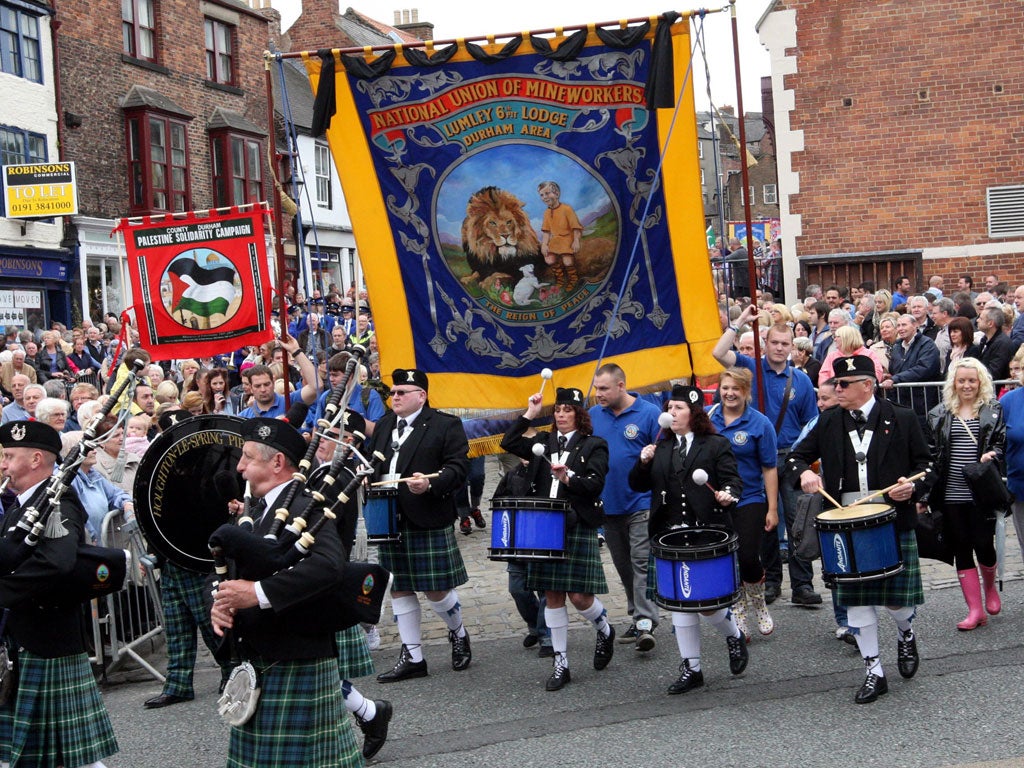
[363,368,472,682]
[211,418,361,766]
[784,355,933,704]
[0,421,119,767]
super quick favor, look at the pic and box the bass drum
[134,414,245,573]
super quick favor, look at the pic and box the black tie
[397,418,408,438]
[679,437,688,460]
[851,410,867,438]
[252,497,267,524]
[557,435,567,454]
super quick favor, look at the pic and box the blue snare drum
[815,503,903,585]
[363,488,400,544]
[651,527,740,612]
[487,497,568,561]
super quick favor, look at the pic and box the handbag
[915,506,954,565]
[792,492,822,562]
[955,414,1013,511]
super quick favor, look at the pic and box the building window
[0,125,46,166]
[698,141,704,160]
[314,143,331,209]
[211,132,262,207]
[0,4,42,83]
[204,18,234,84]
[122,0,156,61]
[739,185,755,206]
[126,112,190,213]
[763,184,778,205]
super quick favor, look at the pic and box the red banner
[116,206,273,360]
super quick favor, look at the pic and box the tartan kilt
[0,650,118,768]
[379,524,468,592]
[335,625,374,680]
[228,657,361,768]
[526,524,607,594]
[835,531,925,607]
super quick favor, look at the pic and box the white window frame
[763,184,778,205]
[314,142,332,209]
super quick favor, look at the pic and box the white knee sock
[847,605,882,676]
[392,594,424,662]
[887,606,916,637]
[671,611,701,671]
[428,590,466,637]
[545,606,570,663]
[578,598,610,636]
[708,607,741,639]
[341,679,376,721]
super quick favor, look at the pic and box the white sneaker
[366,625,381,651]
[835,625,849,640]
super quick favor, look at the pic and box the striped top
[946,416,979,503]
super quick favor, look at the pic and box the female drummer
[708,368,778,639]
[500,387,611,691]
[628,384,747,695]
[923,358,1006,630]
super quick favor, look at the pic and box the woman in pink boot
[924,358,1007,630]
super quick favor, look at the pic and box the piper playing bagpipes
[0,421,119,768]
[210,417,363,768]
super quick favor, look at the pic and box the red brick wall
[56,0,271,219]
[775,1,1024,262]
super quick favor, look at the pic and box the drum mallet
[532,442,553,466]
[846,471,928,507]
[538,367,553,398]
[656,412,673,441]
[370,472,440,488]
[692,468,716,492]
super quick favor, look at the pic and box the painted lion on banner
[460,186,542,287]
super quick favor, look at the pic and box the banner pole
[730,0,763,413]
[264,51,291,410]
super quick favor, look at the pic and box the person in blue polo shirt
[589,362,662,652]
[237,364,287,419]
[302,351,386,437]
[707,367,778,640]
[712,303,820,607]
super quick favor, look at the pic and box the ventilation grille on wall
[987,185,1024,238]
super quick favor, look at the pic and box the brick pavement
[367,456,1024,651]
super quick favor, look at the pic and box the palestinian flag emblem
[162,251,241,329]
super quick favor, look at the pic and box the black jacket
[923,401,1006,514]
[500,417,608,528]
[628,433,741,537]
[365,407,469,529]
[978,329,1015,381]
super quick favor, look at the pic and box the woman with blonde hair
[818,326,885,384]
[923,358,1006,630]
[768,304,793,326]
[870,313,900,372]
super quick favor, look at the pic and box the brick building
[55,0,278,322]
[758,1,1024,302]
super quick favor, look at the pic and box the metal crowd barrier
[90,510,165,683]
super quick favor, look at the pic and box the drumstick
[845,471,928,507]
[656,411,673,441]
[538,367,553,398]
[815,487,843,509]
[369,472,440,487]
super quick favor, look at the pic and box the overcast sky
[271,0,772,112]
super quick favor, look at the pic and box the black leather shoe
[764,583,781,605]
[523,633,539,648]
[377,645,428,683]
[667,661,704,694]
[792,588,823,607]
[545,663,571,691]
[538,644,555,658]
[897,632,919,679]
[450,629,472,671]
[854,672,888,704]
[144,693,191,709]
[358,699,393,760]
[593,625,615,670]
[726,632,749,675]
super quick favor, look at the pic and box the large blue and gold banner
[303,16,719,408]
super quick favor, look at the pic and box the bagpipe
[0,359,147,604]
[203,344,390,634]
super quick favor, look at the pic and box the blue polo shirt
[708,404,777,505]
[301,383,385,435]
[732,353,817,450]
[589,394,662,515]
[1001,388,1024,497]
[238,393,287,419]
